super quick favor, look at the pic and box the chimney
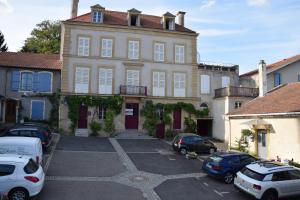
[258,60,267,97]
[177,11,186,26]
[71,0,79,18]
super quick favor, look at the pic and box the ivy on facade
[140,100,209,136]
[64,95,123,132]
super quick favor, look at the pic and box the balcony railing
[215,86,259,98]
[120,85,147,96]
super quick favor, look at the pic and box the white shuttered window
[101,39,113,57]
[200,75,210,94]
[99,68,113,94]
[174,73,186,97]
[222,76,230,87]
[175,45,185,63]
[78,37,90,56]
[154,43,165,62]
[75,67,89,93]
[128,40,140,60]
[152,71,165,96]
[127,70,139,86]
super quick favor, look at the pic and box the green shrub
[184,117,197,133]
[104,111,115,135]
[89,121,102,136]
[165,129,173,138]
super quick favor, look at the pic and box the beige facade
[228,116,300,163]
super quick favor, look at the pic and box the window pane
[78,37,89,56]
[20,72,33,91]
[0,164,15,176]
[75,67,89,93]
[222,76,230,87]
[200,75,210,94]
[274,73,281,87]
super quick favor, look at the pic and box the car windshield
[208,155,223,163]
[24,159,39,174]
[241,167,266,181]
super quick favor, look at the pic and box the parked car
[202,151,257,184]
[0,154,45,200]
[16,122,53,140]
[172,133,217,155]
[0,137,43,165]
[1,126,51,150]
[234,161,300,200]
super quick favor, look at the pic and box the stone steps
[75,129,89,137]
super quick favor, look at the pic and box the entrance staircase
[115,130,153,139]
[75,129,89,137]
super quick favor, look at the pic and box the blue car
[202,152,257,184]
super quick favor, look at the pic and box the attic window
[92,11,102,23]
[130,15,138,26]
[166,19,174,30]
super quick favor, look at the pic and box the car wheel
[179,148,187,155]
[262,190,278,200]
[224,172,234,184]
[209,148,215,154]
[8,188,29,200]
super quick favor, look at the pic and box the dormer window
[163,12,175,31]
[92,11,102,23]
[90,4,105,24]
[127,8,141,27]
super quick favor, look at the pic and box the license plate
[206,163,212,169]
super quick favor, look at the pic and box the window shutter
[75,67,89,93]
[38,73,51,92]
[127,70,139,86]
[152,72,165,96]
[11,70,20,91]
[32,72,39,92]
[174,73,185,97]
[99,68,113,94]
[200,75,210,94]
[222,76,230,88]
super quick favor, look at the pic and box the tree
[21,20,61,54]
[0,31,8,52]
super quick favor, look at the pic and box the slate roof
[228,83,300,116]
[0,52,61,71]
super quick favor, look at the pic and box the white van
[0,137,43,165]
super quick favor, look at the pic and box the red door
[156,123,165,138]
[173,109,181,129]
[125,103,139,129]
[5,100,17,123]
[78,106,88,128]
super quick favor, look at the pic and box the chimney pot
[177,11,186,26]
[71,0,79,19]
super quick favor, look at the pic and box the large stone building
[58,1,244,136]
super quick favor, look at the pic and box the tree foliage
[21,20,61,54]
[0,31,8,52]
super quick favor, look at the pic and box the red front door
[173,109,181,129]
[5,100,17,123]
[78,106,88,128]
[125,103,139,129]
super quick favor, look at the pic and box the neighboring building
[0,52,61,123]
[227,82,300,163]
[240,54,300,90]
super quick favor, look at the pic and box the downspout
[228,116,232,151]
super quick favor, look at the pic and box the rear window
[0,164,15,176]
[241,167,266,181]
[24,159,39,174]
[208,155,223,163]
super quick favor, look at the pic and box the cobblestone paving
[44,137,206,200]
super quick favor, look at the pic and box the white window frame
[200,74,210,94]
[37,71,53,93]
[78,37,90,57]
[154,43,165,62]
[101,38,113,58]
[126,70,140,86]
[128,40,140,60]
[173,72,186,97]
[222,76,230,88]
[75,67,90,93]
[92,11,102,23]
[175,45,185,64]
[30,100,45,120]
[98,68,113,94]
[152,71,166,97]
[19,70,34,92]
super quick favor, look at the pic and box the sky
[0,0,300,74]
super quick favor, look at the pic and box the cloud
[247,0,267,6]
[200,0,216,10]
[0,0,13,13]
[198,28,249,37]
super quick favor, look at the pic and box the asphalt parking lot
[37,135,294,200]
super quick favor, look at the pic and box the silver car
[234,161,300,200]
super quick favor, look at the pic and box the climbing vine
[141,100,209,136]
[64,95,123,132]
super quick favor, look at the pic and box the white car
[234,161,300,200]
[0,154,45,200]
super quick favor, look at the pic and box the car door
[271,171,292,196]
[0,163,17,194]
[287,169,300,196]
[186,137,197,152]
[227,156,241,173]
